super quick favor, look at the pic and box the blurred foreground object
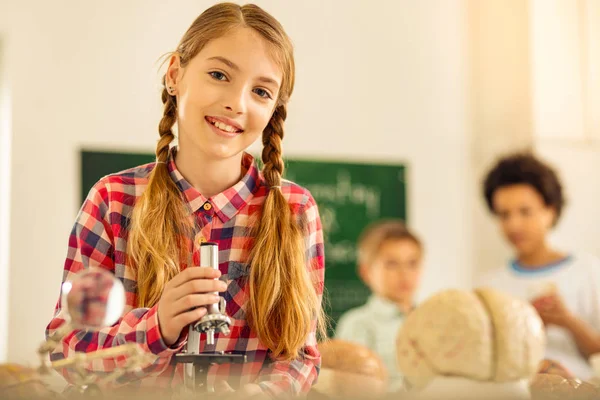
[530,373,599,400]
[0,364,58,399]
[0,268,154,399]
[311,339,388,399]
[588,353,600,385]
[396,288,545,399]
[38,268,127,373]
[537,358,574,379]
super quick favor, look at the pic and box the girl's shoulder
[277,179,320,216]
[280,179,313,203]
[83,162,158,206]
[252,175,315,206]
[100,162,156,186]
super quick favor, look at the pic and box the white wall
[530,0,600,259]
[3,0,473,365]
[468,0,535,278]
[0,25,12,363]
[536,141,600,258]
[530,0,587,141]
[584,0,600,140]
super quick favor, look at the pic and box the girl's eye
[209,71,228,81]
[254,88,272,99]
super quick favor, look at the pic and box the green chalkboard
[80,150,406,333]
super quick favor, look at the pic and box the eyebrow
[207,56,280,88]
[208,56,239,71]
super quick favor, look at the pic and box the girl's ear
[166,54,182,89]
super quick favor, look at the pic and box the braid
[248,101,327,360]
[128,75,192,308]
[261,104,287,187]
[156,79,177,162]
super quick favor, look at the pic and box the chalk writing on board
[316,206,340,234]
[299,170,381,219]
[286,170,383,266]
[326,239,356,265]
[326,280,371,309]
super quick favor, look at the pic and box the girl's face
[364,238,423,306]
[167,27,282,161]
[492,184,556,257]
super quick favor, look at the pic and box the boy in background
[335,220,424,391]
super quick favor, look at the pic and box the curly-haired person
[479,152,600,380]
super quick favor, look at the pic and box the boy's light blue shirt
[334,294,408,392]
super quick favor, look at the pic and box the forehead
[193,27,282,83]
[493,184,545,207]
[377,238,420,255]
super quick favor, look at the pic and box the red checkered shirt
[46,149,325,397]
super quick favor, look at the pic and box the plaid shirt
[46,149,325,397]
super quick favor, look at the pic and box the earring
[168,86,175,95]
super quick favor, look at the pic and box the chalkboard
[80,150,407,333]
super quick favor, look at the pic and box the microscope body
[178,242,245,394]
[193,242,232,344]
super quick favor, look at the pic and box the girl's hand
[157,267,228,346]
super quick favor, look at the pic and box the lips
[205,116,244,134]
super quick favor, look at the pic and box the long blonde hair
[127,3,325,360]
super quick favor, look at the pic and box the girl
[46,3,326,397]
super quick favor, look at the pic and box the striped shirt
[46,148,325,397]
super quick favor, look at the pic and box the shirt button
[203,202,212,211]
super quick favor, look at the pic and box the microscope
[174,242,246,394]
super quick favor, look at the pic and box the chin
[513,244,533,257]
[205,144,244,160]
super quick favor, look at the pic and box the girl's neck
[175,145,245,199]
[517,243,567,269]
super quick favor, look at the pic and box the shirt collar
[165,147,261,222]
[366,294,409,317]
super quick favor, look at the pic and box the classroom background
[1,0,599,370]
